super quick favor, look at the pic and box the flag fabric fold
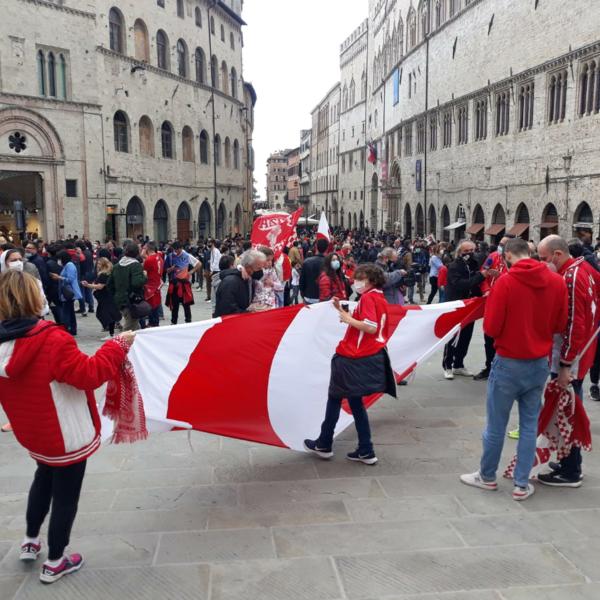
[251,207,303,257]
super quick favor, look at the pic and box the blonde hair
[96,257,113,275]
[0,271,44,320]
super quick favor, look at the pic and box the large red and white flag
[317,212,331,242]
[102,298,484,451]
[251,208,303,256]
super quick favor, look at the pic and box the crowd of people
[1,222,600,583]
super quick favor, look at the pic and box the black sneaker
[547,462,583,480]
[538,472,582,488]
[303,439,333,459]
[88,309,94,314]
[473,368,490,381]
[346,449,378,465]
[590,384,600,401]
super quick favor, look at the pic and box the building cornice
[97,47,245,108]
[0,92,101,111]
[17,0,95,19]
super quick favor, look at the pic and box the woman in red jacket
[318,253,347,302]
[0,270,134,584]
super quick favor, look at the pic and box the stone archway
[153,199,169,242]
[126,196,145,239]
[0,106,66,240]
[198,200,212,239]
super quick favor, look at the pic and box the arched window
[407,9,417,50]
[195,6,202,27]
[518,82,534,131]
[182,126,194,162]
[161,121,174,158]
[230,67,237,98]
[220,24,225,41]
[233,139,240,169]
[574,201,594,225]
[177,39,188,77]
[177,202,191,241]
[435,0,443,27]
[361,70,367,100]
[47,52,56,97]
[139,115,154,157]
[449,0,458,17]
[199,201,212,238]
[210,16,215,35]
[177,0,185,18]
[59,54,67,99]
[195,48,206,84]
[224,137,231,168]
[113,111,129,153]
[134,19,150,62]
[418,0,429,40]
[109,7,125,53]
[211,55,219,88]
[342,85,349,110]
[349,79,356,106]
[230,32,235,50]
[214,134,221,166]
[156,30,169,70]
[153,200,169,242]
[221,61,229,94]
[37,50,46,96]
[579,60,599,117]
[126,196,145,239]
[199,130,209,164]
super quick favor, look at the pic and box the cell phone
[483,257,493,269]
[341,302,350,313]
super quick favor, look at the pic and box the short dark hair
[124,242,139,258]
[57,250,72,264]
[146,241,157,252]
[354,263,386,289]
[316,238,329,254]
[242,241,252,251]
[568,238,584,258]
[504,238,530,257]
[171,241,182,251]
[219,255,234,270]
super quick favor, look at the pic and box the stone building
[306,0,600,241]
[310,83,340,224]
[0,0,256,243]
[265,150,289,209]
[285,146,300,208]
[298,128,311,207]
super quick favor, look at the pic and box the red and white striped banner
[102,298,485,451]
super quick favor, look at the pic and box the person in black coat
[299,238,329,304]
[442,240,497,380]
[213,249,266,318]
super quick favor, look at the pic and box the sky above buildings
[243,0,367,200]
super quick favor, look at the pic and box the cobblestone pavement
[1,287,600,599]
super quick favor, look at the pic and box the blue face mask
[331,260,341,271]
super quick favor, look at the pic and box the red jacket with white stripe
[0,321,126,466]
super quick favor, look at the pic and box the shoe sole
[40,559,84,584]
[513,489,534,501]
[302,442,333,459]
[20,552,40,561]
[346,455,378,465]
[538,479,583,488]
[459,476,497,491]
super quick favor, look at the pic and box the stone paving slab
[0,575,25,600]
[499,583,600,599]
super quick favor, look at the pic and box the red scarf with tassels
[103,337,148,444]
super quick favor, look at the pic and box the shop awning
[444,221,466,231]
[507,223,530,237]
[539,221,559,229]
[466,223,485,235]
[484,224,505,236]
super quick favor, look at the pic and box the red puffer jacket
[0,320,125,466]
[318,272,347,302]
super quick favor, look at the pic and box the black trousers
[484,334,496,371]
[442,323,475,370]
[426,276,438,304]
[26,460,87,560]
[171,295,192,324]
[590,336,600,385]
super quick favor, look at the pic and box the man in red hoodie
[461,238,568,501]
[536,235,598,487]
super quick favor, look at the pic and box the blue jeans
[480,355,548,488]
[317,395,373,454]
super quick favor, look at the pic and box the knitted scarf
[103,337,148,444]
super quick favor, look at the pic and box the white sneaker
[444,369,454,380]
[460,471,498,491]
[512,483,535,501]
[453,367,474,377]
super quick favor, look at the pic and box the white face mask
[353,280,368,294]
[8,260,24,272]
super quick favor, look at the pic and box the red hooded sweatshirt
[483,258,568,360]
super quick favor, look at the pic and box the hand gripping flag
[100,298,486,450]
[251,208,303,257]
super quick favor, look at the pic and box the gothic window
[342,85,349,110]
[113,111,129,153]
[161,121,174,158]
[435,0,444,28]
[430,113,437,150]
[230,32,235,50]
[404,122,413,156]
[109,7,125,53]
[495,90,510,136]
[210,16,215,35]
[407,9,417,50]
[233,139,240,169]
[134,19,150,63]
[37,50,46,96]
[199,130,209,164]
[214,134,221,166]
[230,67,238,98]
[221,61,229,94]
[518,82,534,130]
[177,39,188,77]
[418,1,429,40]
[224,137,231,168]
[47,52,56,97]
[182,126,194,162]
[361,70,367,100]
[579,60,599,117]
[211,55,219,88]
[139,116,154,157]
[59,54,67,98]
[220,24,225,42]
[475,98,488,140]
[177,0,185,18]
[548,69,568,124]
[457,104,468,144]
[442,110,452,147]
[195,48,206,83]
[416,119,425,153]
[157,0,165,6]
[449,0,458,17]
[157,30,169,70]
[195,6,202,26]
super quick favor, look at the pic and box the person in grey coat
[376,248,406,305]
